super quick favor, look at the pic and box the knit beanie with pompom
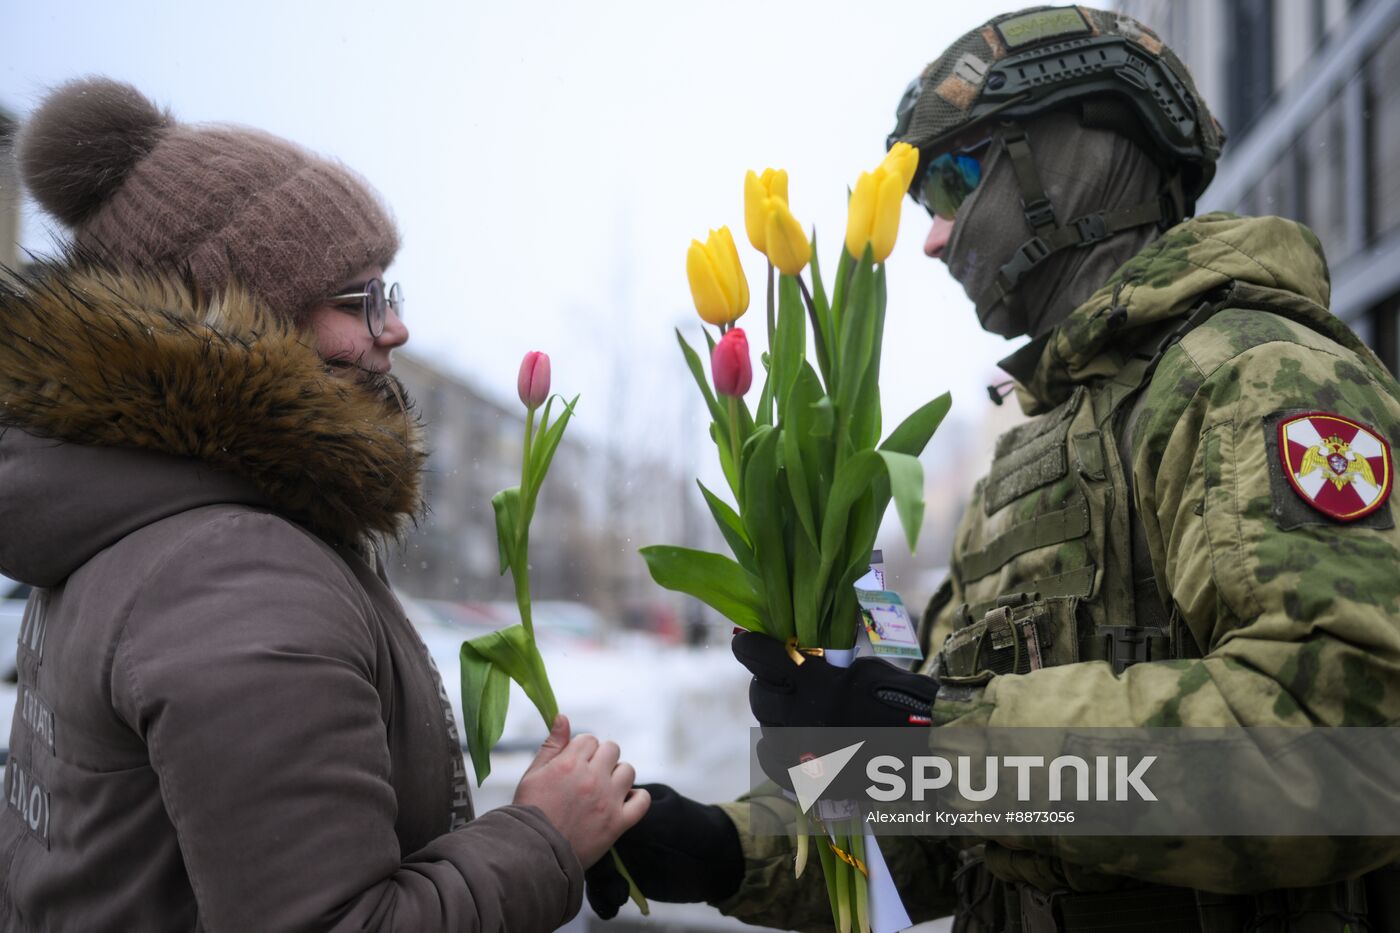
[16,76,399,322]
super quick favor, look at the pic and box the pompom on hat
[17,76,399,322]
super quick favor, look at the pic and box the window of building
[1256,148,1298,219]
[1371,293,1400,377]
[1223,0,1277,140]
[1295,95,1352,265]
[1369,27,1400,239]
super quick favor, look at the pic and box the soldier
[587,5,1400,931]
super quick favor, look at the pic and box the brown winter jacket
[0,262,584,931]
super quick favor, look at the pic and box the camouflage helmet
[889,5,1225,214]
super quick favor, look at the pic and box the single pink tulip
[517,351,551,409]
[711,329,752,398]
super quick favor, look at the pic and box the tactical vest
[918,284,1391,932]
[923,297,1220,685]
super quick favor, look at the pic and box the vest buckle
[1100,625,1151,674]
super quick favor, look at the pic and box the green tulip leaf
[534,392,556,442]
[459,644,511,785]
[524,394,578,515]
[835,251,878,428]
[881,391,952,457]
[677,328,729,433]
[849,368,882,454]
[491,487,522,576]
[740,427,793,640]
[774,274,806,411]
[810,449,884,618]
[780,368,825,548]
[830,247,857,356]
[711,421,742,501]
[756,362,775,429]
[639,545,768,632]
[847,265,887,451]
[835,509,884,632]
[792,529,823,648]
[698,479,755,570]
[521,395,552,498]
[736,395,755,442]
[879,448,924,551]
[464,623,559,727]
[823,585,861,651]
[459,624,560,782]
[809,395,835,438]
[807,230,833,347]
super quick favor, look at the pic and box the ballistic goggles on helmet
[913,134,994,221]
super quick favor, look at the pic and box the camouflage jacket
[714,214,1400,929]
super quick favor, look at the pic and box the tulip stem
[517,407,537,640]
[765,262,776,425]
[521,407,536,494]
[727,396,742,495]
[766,261,776,351]
[797,276,831,386]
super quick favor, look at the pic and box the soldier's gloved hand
[732,631,938,729]
[733,632,939,788]
[584,783,744,920]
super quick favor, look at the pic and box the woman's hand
[513,716,651,867]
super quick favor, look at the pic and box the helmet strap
[978,125,1187,312]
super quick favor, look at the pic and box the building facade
[387,352,710,629]
[1119,0,1400,374]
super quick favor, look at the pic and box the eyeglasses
[914,135,994,220]
[328,278,405,338]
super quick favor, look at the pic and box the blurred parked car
[0,576,31,683]
[419,600,504,635]
[486,600,608,650]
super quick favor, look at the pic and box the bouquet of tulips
[640,145,949,933]
[459,353,646,913]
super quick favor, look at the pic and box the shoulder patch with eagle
[1277,412,1392,521]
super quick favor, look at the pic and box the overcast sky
[2,0,1032,475]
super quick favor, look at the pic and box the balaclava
[944,108,1164,339]
[16,77,399,322]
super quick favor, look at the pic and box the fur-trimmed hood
[0,259,425,584]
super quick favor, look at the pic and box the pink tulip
[517,351,551,409]
[711,329,752,397]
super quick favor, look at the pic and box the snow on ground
[442,635,758,814]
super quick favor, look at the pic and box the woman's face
[304,265,409,376]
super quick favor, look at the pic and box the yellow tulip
[845,160,909,263]
[686,226,750,325]
[743,168,789,252]
[762,197,811,276]
[879,142,920,193]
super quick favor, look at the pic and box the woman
[0,77,647,931]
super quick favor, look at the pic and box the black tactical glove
[584,783,744,920]
[732,631,938,729]
[732,632,939,789]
